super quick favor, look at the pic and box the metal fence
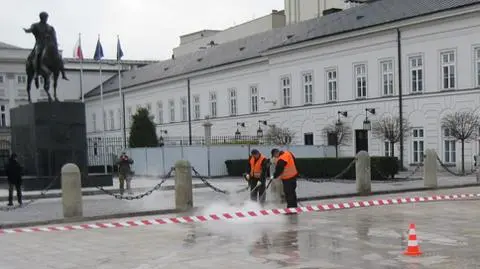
[87,137,124,167]
[162,135,269,146]
[0,140,10,176]
[86,135,298,166]
[127,144,336,177]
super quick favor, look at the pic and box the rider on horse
[23,11,68,80]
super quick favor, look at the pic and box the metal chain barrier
[370,162,422,182]
[436,155,478,177]
[191,167,253,195]
[300,159,356,183]
[0,175,59,212]
[396,163,423,180]
[96,167,175,200]
[191,167,229,194]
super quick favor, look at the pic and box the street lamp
[337,111,348,127]
[158,130,168,146]
[257,120,267,138]
[235,122,245,139]
[363,108,376,130]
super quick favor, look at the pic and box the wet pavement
[1,188,480,268]
[0,173,478,226]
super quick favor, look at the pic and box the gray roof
[0,41,24,50]
[64,58,159,66]
[86,0,480,98]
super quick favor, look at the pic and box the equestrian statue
[24,11,69,103]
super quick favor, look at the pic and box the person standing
[271,148,298,209]
[245,149,269,204]
[117,152,134,195]
[6,153,23,206]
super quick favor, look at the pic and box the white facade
[86,6,480,172]
[173,10,286,57]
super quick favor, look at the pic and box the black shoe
[7,203,13,206]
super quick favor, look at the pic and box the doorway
[355,129,368,153]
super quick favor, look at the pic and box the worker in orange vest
[271,148,298,209]
[245,149,269,204]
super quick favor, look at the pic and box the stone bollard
[424,149,438,188]
[61,163,83,218]
[355,151,371,196]
[175,160,193,211]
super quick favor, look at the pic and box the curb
[0,208,198,230]
[1,183,479,230]
[0,183,209,202]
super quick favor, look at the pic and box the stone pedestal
[355,151,371,195]
[10,102,88,189]
[62,163,83,218]
[424,149,438,188]
[175,160,193,211]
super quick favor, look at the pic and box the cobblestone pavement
[1,188,480,268]
[0,174,477,226]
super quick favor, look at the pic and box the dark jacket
[273,151,298,180]
[246,156,270,180]
[117,155,134,175]
[6,157,22,185]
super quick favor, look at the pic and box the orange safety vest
[249,154,266,178]
[278,151,298,180]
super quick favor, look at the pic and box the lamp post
[363,108,376,131]
[257,120,267,138]
[203,118,213,177]
[158,130,167,175]
[235,122,245,139]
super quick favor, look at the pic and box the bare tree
[265,125,295,145]
[441,110,480,175]
[323,121,352,158]
[372,116,412,157]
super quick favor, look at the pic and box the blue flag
[94,37,104,61]
[116,36,124,61]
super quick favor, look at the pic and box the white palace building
[84,0,480,171]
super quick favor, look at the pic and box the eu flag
[117,36,124,61]
[94,36,104,61]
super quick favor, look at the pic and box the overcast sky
[1,0,283,61]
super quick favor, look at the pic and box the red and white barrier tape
[1,193,479,236]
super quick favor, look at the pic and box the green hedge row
[225,157,399,181]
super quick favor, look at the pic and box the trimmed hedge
[225,156,399,181]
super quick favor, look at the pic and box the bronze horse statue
[25,34,68,103]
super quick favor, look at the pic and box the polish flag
[73,35,84,60]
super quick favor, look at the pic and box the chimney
[323,8,343,16]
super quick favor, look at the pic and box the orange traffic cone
[404,223,422,256]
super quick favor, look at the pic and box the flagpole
[97,34,107,174]
[117,35,126,149]
[100,60,107,174]
[79,33,85,102]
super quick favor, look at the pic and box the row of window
[387,127,456,164]
[0,74,33,99]
[0,74,27,85]
[111,48,475,125]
